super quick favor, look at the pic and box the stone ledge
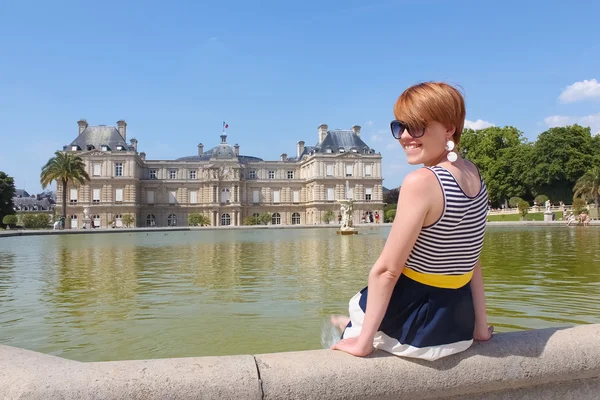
[1,324,599,399]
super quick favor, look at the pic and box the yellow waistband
[402,267,473,289]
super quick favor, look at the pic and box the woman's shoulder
[400,168,442,195]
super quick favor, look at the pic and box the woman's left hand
[331,337,374,357]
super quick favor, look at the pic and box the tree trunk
[62,179,67,229]
[596,192,599,221]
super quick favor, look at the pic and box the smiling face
[392,82,466,166]
[399,121,455,166]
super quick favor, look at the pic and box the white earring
[445,140,458,162]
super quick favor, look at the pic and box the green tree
[385,208,396,223]
[508,197,522,208]
[572,198,587,214]
[40,151,90,226]
[122,214,135,228]
[258,212,271,225]
[0,171,16,227]
[573,166,600,218]
[459,126,530,205]
[529,125,595,202]
[534,194,549,206]
[188,213,211,226]
[22,213,50,229]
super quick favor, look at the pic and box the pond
[0,225,599,362]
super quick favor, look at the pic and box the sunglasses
[390,120,425,139]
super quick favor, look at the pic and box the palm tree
[40,151,90,227]
[573,166,600,218]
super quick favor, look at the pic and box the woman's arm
[470,260,493,340]
[332,169,439,355]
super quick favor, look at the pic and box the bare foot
[330,315,351,332]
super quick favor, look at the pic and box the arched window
[92,214,101,228]
[70,215,78,229]
[220,188,230,203]
[167,214,178,226]
[221,213,231,226]
[252,213,260,219]
[271,212,281,225]
[114,214,123,228]
[291,212,300,225]
[146,214,156,227]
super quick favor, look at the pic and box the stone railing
[1,324,599,399]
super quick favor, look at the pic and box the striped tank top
[403,165,488,288]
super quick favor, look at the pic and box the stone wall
[1,324,599,399]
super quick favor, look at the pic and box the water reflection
[0,226,599,361]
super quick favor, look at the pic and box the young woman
[331,82,493,361]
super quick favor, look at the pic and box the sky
[1,0,599,193]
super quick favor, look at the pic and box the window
[327,188,334,201]
[252,190,260,204]
[365,164,372,176]
[117,145,123,151]
[169,169,177,179]
[101,145,108,151]
[167,214,177,227]
[287,170,294,179]
[325,148,332,153]
[221,188,230,203]
[252,213,260,219]
[70,188,78,203]
[348,188,354,200]
[169,191,177,204]
[326,164,333,176]
[273,190,281,204]
[220,213,231,226]
[149,169,158,179]
[92,188,101,204]
[146,214,156,227]
[271,212,281,225]
[365,188,372,201]
[248,170,256,179]
[189,191,197,204]
[93,163,101,176]
[147,191,154,205]
[189,170,196,179]
[268,170,275,179]
[92,215,100,228]
[114,214,123,228]
[70,215,78,229]
[293,190,300,203]
[291,212,300,225]
[115,188,123,203]
[346,164,353,177]
[71,145,78,151]
[339,148,345,153]
[115,162,123,177]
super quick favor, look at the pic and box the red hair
[393,82,466,144]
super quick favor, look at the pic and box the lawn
[487,211,563,222]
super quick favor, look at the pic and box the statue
[337,199,358,235]
[545,199,551,212]
[83,208,90,220]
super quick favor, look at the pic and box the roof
[15,189,30,198]
[298,129,376,159]
[13,197,53,211]
[175,134,264,163]
[67,126,133,151]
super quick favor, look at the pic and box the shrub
[22,213,50,229]
[122,214,135,228]
[535,194,549,206]
[322,211,336,224]
[517,199,530,218]
[243,216,259,225]
[385,209,396,223]
[2,214,18,227]
[258,212,271,225]
[509,197,522,208]
[572,198,587,214]
[188,213,211,226]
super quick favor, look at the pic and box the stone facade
[58,120,385,228]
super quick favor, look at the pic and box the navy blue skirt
[341,274,475,360]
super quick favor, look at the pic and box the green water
[1,226,599,362]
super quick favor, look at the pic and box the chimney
[77,119,88,135]
[297,140,305,159]
[234,143,240,156]
[352,125,361,137]
[318,124,328,143]
[117,120,127,140]
[281,153,287,161]
[130,138,138,152]
[198,143,204,156]
[140,152,146,160]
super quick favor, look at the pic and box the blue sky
[1,0,599,193]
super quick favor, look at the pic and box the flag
[223,121,229,130]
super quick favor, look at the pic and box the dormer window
[325,148,332,153]
[86,145,95,151]
[339,148,345,153]
[71,145,78,151]
[351,148,358,153]
[101,145,108,151]
[116,145,124,151]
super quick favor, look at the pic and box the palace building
[58,120,385,228]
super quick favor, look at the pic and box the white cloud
[366,120,374,127]
[464,119,494,130]
[544,112,600,134]
[559,79,600,103]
